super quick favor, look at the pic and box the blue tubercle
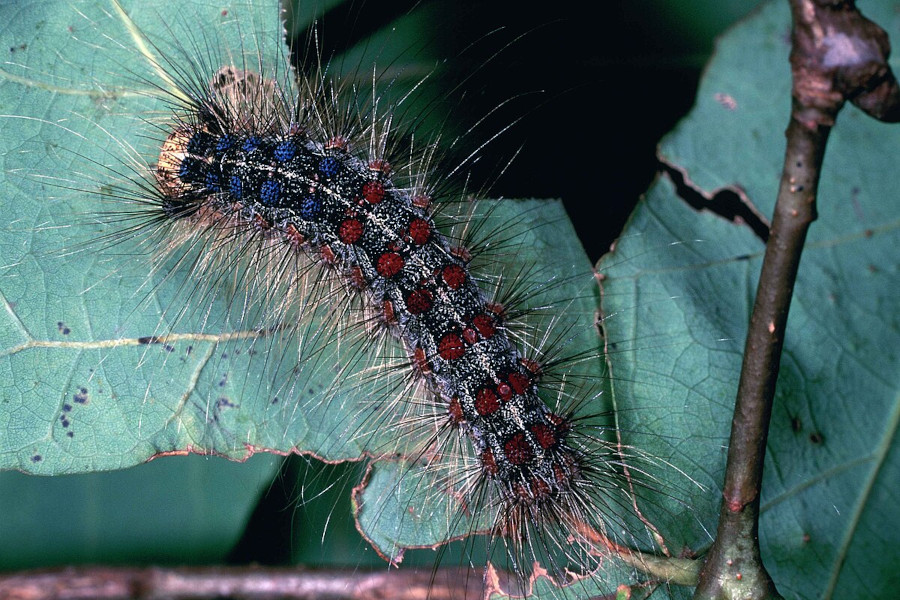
[274,140,296,162]
[300,195,322,218]
[242,136,260,153]
[318,156,339,178]
[260,180,281,205]
[229,175,242,198]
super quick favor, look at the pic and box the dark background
[290,0,765,261]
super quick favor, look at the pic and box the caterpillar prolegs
[0,0,698,597]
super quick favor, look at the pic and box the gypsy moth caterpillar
[0,1,707,598]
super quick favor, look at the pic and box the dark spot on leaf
[164,344,174,352]
[31,454,41,462]
[74,388,88,404]
[57,321,70,335]
[215,397,236,409]
[138,336,164,345]
[790,415,802,432]
[271,397,279,404]
[809,431,824,445]
[63,404,72,412]
[66,431,74,438]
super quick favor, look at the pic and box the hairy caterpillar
[0,0,707,597]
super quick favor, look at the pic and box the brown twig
[693,2,900,599]
[0,566,484,600]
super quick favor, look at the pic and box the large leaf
[0,453,281,568]
[0,0,298,472]
[601,1,900,598]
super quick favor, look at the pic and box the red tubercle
[441,264,466,290]
[407,218,431,245]
[497,382,512,402]
[504,433,533,466]
[554,451,581,485]
[405,288,433,315]
[412,346,431,374]
[349,265,367,290]
[485,302,507,320]
[530,423,557,449]
[530,477,553,501]
[253,214,271,230]
[324,136,349,152]
[437,333,465,361]
[553,463,571,486]
[462,327,477,345]
[368,159,391,175]
[519,357,543,377]
[320,244,337,265]
[383,300,396,324]
[448,396,465,424]
[513,482,530,503]
[376,252,404,278]
[283,224,306,247]
[547,412,571,434]
[481,448,498,476]
[474,387,499,416]
[450,245,471,262]
[338,218,364,244]
[472,314,496,339]
[362,180,385,204]
[412,193,432,210]
[508,371,532,395]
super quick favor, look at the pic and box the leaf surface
[601,2,900,598]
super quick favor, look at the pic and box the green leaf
[0,453,281,568]
[0,0,297,473]
[601,1,900,598]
